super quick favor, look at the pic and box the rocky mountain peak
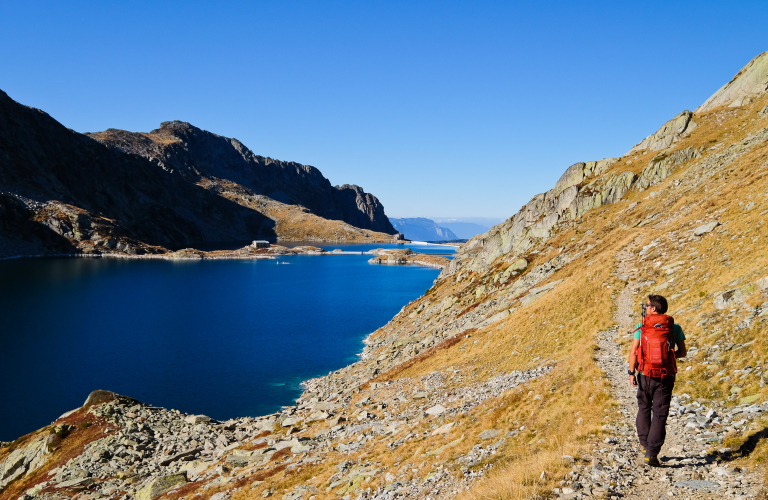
[89,122,397,235]
[696,50,768,112]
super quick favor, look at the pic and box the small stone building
[251,240,270,249]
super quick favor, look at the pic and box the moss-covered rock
[135,472,187,500]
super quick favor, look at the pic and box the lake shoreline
[0,242,454,268]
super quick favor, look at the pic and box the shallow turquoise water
[0,243,450,441]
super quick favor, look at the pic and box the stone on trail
[673,480,720,491]
[591,486,609,498]
[425,404,446,416]
[135,473,187,500]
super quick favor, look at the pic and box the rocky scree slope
[6,52,768,500]
[88,122,396,236]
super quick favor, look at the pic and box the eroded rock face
[697,51,768,112]
[0,436,49,492]
[445,160,636,275]
[633,147,703,191]
[630,110,698,153]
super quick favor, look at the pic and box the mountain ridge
[0,91,397,258]
[88,121,396,236]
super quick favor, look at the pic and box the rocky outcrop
[88,122,396,235]
[444,158,631,274]
[697,51,768,112]
[367,248,451,269]
[0,436,49,493]
[630,110,698,153]
[633,146,703,191]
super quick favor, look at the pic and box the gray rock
[83,390,117,408]
[714,289,745,309]
[158,447,202,466]
[673,479,720,490]
[0,436,49,492]
[633,147,703,191]
[424,405,446,416]
[756,276,768,291]
[694,221,719,236]
[478,429,501,440]
[509,258,528,272]
[135,472,187,500]
[630,110,698,152]
[184,414,211,425]
[697,51,768,112]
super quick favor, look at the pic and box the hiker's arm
[676,339,687,358]
[628,339,640,371]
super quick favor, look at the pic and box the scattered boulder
[478,429,501,440]
[756,276,768,291]
[714,288,746,309]
[83,390,116,408]
[431,423,454,436]
[425,404,446,416]
[184,415,211,425]
[694,221,719,236]
[135,473,188,500]
[509,258,528,272]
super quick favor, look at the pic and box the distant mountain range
[388,218,458,242]
[389,217,502,241]
[429,217,503,239]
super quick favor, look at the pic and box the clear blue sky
[1,1,766,219]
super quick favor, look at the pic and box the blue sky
[1,1,766,219]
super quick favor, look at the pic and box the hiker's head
[646,294,668,314]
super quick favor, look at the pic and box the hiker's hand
[630,374,637,387]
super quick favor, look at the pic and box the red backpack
[636,314,677,378]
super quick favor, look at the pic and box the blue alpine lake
[0,243,453,441]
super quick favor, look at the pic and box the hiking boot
[643,451,661,467]
[636,446,647,465]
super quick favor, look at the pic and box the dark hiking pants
[635,373,675,456]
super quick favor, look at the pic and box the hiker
[627,294,686,467]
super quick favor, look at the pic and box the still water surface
[0,243,451,441]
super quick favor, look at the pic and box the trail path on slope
[557,243,764,499]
